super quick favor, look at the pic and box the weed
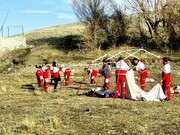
[18,116,36,131]
[0,85,7,94]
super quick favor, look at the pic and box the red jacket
[36,69,43,77]
[42,66,50,78]
[88,68,97,76]
[50,66,54,75]
[53,67,60,78]
[116,70,127,76]
[136,61,148,76]
[162,62,171,81]
[65,68,71,74]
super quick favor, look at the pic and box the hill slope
[25,22,84,44]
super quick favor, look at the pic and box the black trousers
[54,78,59,89]
[51,75,54,83]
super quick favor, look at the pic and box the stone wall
[0,36,26,52]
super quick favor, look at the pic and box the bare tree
[72,0,127,50]
[72,0,111,50]
[72,0,111,22]
[109,1,128,46]
[127,0,165,37]
[161,0,180,50]
[126,0,180,50]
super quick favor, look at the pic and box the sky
[0,0,126,35]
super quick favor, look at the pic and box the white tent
[91,70,166,101]
[89,48,165,101]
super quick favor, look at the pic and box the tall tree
[126,0,180,50]
[72,0,127,50]
[72,0,110,50]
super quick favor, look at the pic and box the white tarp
[91,70,166,101]
[126,70,166,101]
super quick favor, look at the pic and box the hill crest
[25,22,85,42]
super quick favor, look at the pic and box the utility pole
[0,10,9,37]
[1,27,3,37]
[22,26,24,35]
[7,27,10,37]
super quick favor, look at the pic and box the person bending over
[132,58,148,90]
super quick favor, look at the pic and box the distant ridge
[25,22,85,42]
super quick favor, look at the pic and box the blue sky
[0,0,126,35]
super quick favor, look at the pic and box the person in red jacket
[35,66,44,87]
[60,65,71,85]
[84,68,98,84]
[52,62,61,92]
[42,63,50,92]
[115,57,130,99]
[132,58,148,90]
[161,57,171,101]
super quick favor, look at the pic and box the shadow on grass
[27,35,81,53]
[71,81,89,85]
[21,84,35,91]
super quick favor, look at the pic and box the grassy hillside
[25,22,85,46]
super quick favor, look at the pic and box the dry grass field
[0,22,180,134]
[0,44,180,135]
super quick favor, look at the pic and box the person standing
[52,62,61,92]
[84,68,98,84]
[115,57,130,99]
[132,58,148,90]
[35,66,44,87]
[50,62,54,84]
[60,65,71,86]
[42,63,50,92]
[102,59,111,90]
[161,57,171,101]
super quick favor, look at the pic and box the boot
[114,91,119,98]
[54,89,57,93]
[121,93,126,99]
[44,87,48,92]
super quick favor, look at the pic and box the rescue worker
[132,58,148,90]
[102,59,111,90]
[52,62,61,92]
[161,57,171,101]
[60,65,71,85]
[35,66,44,87]
[42,63,50,92]
[50,62,55,84]
[84,68,98,84]
[115,57,130,99]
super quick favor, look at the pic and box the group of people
[36,62,71,92]
[85,57,172,101]
[36,56,172,101]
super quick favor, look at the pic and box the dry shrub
[33,90,42,96]
[0,85,7,94]
[48,116,59,128]
[20,116,36,130]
